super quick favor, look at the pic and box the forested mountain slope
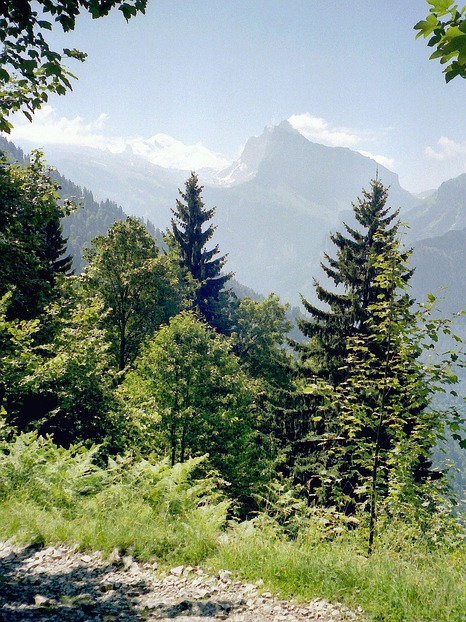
[0,137,151,273]
[12,122,421,305]
[4,131,466,321]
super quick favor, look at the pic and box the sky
[7,0,466,194]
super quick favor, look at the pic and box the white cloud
[8,106,230,171]
[358,150,396,171]
[288,112,361,148]
[131,133,230,170]
[425,136,466,161]
[9,106,125,151]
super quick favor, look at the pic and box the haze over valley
[6,119,466,317]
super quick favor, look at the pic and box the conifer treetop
[170,172,232,332]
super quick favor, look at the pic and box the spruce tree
[294,177,412,387]
[290,179,435,512]
[170,172,232,332]
[41,217,73,278]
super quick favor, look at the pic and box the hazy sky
[7,0,466,193]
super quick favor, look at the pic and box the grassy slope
[0,433,464,622]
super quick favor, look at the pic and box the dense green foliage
[0,433,228,563]
[0,150,72,321]
[83,217,186,371]
[289,180,465,552]
[117,311,261,502]
[0,288,117,446]
[0,432,465,622]
[295,179,411,388]
[0,151,465,621]
[288,182,415,508]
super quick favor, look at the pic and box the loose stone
[0,541,364,621]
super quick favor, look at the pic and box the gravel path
[0,541,364,621]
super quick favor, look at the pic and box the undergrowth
[0,432,465,622]
[0,432,228,564]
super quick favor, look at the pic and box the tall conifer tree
[294,177,412,387]
[171,172,232,332]
[289,179,436,512]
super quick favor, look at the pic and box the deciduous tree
[0,0,147,132]
[119,311,259,502]
[0,150,72,321]
[83,217,187,371]
[0,286,116,447]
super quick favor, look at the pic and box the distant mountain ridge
[23,142,186,228]
[406,173,466,241]
[4,123,466,313]
[204,121,420,303]
[217,121,418,210]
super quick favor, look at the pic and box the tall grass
[210,523,466,622]
[0,432,465,622]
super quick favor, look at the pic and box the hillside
[405,173,466,242]
[0,137,154,273]
[4,129,466,318]
[15,122,422,305]
[411,227,466,317]
[1,132,465,622]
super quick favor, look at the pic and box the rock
[108,547,121,565]
[0,541,365,622]
[34,594,50,606]
[218,569,233,582]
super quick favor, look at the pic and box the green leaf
[414,15,439,37]
[427,0,456,16]
[120,3,138,20]
[0,117,13,133]
[427,33,443,47]
[43,62,61,77]
[0,67,10,82]
[445,65,460,81]
[443,26,464,41]
[63,48,87,62]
